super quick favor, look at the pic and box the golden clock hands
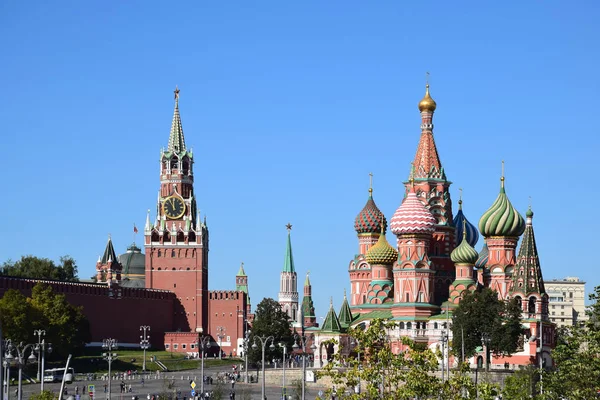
[170,198,175,208]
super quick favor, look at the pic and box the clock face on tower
[163,196,186,219]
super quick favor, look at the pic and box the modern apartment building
[544,277,587,327]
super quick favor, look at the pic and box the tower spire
[412,79,443,180]
[168,86,186,153]
[283,223,295,272]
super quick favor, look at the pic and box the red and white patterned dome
[390,191,437,235]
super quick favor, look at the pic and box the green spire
[321,298,342,332]
[100,235,118,264]
[283,223,295,273]
[338,289,353,328]
[304,271,310,286]
[237,262,247,277]
[168,86,186,154]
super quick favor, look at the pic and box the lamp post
[2,358,9,400]
[33,330,45,383]
[243,330,250,384]
[4,340,37,400]
[102,339,118,400]
[33,331,52,393]
[279,343,287,398]
[350,337,361,394]
[252,336,274,400]
[196,329,211,397]
[216,326,226,360]
[139,326,151,373]
[440,330,449,382]
[293,334,316,400]
[481,333,491,373]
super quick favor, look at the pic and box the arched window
[399,322,405,329]
[406,322,412,329]
[528,297,536,314]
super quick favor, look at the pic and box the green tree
[0,289,35,341]
[1,255,79,281]
[317,319,442,399]
[451,288,523,363]
[502,366,537,399]
[0,283,90,357]
[248,298,293,365]
[541,285,600,399]
[29,390,58,400]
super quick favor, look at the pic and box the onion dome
[365,231,398,265]
[475,243,489,269]
[526,206,534,219]
[390,189,437,235]
[478,176,525,237]
[418,84,437,112]
[454,195,479,247]
[354,193,387,234]
[451,227,479,265]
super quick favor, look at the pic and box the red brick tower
[144,87,209,333]
[408,82,455,304]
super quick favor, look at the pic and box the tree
[451,288,523,362]
[247,298,293,364]
[317,319,443,399]
[541,285,600,399]
[501,366,537,399]
[0,283,91,357]
[1,255,79,281]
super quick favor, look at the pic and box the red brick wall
[0,277,174,348]
[207,291,247,357]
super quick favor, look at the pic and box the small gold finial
[174,86,180,101]
[426,71,430,86]
[418,73,437,112]
[458,187,463,209]
[409,163,415,188]
[241,261,244,268]
[529,196,532,209]
[344,288,347,298]
[306,270,310,277]
[462,218,467,239]
[330,297,333,307]
[286,223,293,231]
[368,172,373,196]
[108,233,111,240]
[501,160,505,188]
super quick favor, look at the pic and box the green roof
[167,92,187,154]
[351,310,393,324]
[283,229,295,273]
[321,301,342,332]
[237,262,247,277]
[338,291,353,328]
[100,236,118,264]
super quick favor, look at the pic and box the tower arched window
[528,297,536,314]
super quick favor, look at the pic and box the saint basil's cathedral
[306,84,553,369]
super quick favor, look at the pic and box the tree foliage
[540,285,600,399]
[1,255,79,281]
[247,297,293,364]
[501,366,536,399]
[317,319,443,399]
[0,283,91,357]
[451,288,523,362]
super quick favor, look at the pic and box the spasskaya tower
[144,87,209,333]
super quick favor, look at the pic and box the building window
[165,344,170,349]
[182,344,187,349]
[191,344,195,349]
[561,305,564,309]
[552,305,555,309]
[551,312,555,316]
[569,292,573,298]
[174,344,178,350]
[561,312,564,316]
[226,336,231,342]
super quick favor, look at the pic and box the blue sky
[1,1,599,321]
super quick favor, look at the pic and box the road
[13,367,329,400]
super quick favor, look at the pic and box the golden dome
[418,84,437,112]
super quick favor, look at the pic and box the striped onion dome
[451,232,479,265]
[454,199,479,247]
[365,232,398,265]
[390,190,436,235]
[478,180,525,237]
[475,243,489,269]
[355,194,387,234]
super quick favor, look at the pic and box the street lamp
[216,326,226,360]
[279,343,287,398]
[196,329,211,398]
[140,326,151,372]
[293,334,316,400]
[33,330,52,392]
[243,329,250,384]
[252,336,274,400]
[440,329,449,382]
[102,339,118,400]
[481,333,491,373]
[350,338,361,394]
[4,340,37,400]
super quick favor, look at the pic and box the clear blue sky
[1,1,599,320]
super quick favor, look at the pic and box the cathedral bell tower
[144,87,209,333]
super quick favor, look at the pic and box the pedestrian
[75,385,79,395]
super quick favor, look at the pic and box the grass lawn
[46,349,241,374]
